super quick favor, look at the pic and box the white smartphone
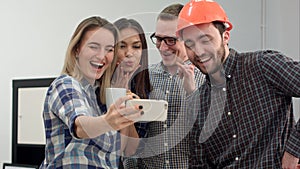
[125,99,168,122]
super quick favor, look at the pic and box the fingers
[176,61,185,70]
[176,62,184,79]
[106,102,143,130]
[119,104,143,121]
[176,62,195,75]
[176,62,196,94]
[126,90,140,99]
[111,66,124,88]
[117,65,123,75]
[131,93,140,99]
[112,95,132,108]
[175,43,188,61]
[107,95,143,121]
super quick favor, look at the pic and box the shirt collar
[80,77,96,92]
[223,48,238,79]
[205,48,238,86]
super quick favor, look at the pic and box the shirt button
[164,143,168,147]
[228,112,231,116]
[227,74,231,78]
[233,134,237,138]
[165,160,169,164]
[222,88,226,92]
[166,90,169,94]
[163,124,167,128]
[235,157,239,161]
[169,76,172,79]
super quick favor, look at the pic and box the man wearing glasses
[137,3,205,169]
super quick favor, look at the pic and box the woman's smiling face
[76,27,115,84]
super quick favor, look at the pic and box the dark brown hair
[114,18,152,99]
[212,21,227,37]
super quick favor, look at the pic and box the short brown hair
[157,3,183,21]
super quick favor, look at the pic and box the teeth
[200,57,210,63]
[91,61,104,68]
[161,51,173,56]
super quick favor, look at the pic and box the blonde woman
[40,16,143,169]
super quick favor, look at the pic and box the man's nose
[194,43,205,57]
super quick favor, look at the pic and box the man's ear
[222,31,230,45]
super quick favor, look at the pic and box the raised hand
[111,64,141,89]
[103,95,142,130]
[176,62,196,95]
[281,151,300,169]
[74,95,143,144]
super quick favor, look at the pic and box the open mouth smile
[200,57,211,63]
[90,61,104,69]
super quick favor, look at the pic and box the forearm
[74,115,114,139]
[121,125,140,156]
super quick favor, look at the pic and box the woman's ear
[222,31,230,46]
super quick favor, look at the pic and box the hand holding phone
[125,99,168,122]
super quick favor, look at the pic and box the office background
[0,0,299,167]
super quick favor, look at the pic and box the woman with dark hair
[112,18,152,99]
[113,18,152,168]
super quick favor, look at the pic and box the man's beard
[193,44,226,75]
[209,44,226,75]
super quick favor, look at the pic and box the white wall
[218,0,299,121]
[0,0,188,166]
[266,0,300,120]
[0,0,299,167]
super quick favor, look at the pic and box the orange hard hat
[177,0,233,36]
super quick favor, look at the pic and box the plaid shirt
[137,60,205,169]
[188,49,300,168]
[40,75,120,169]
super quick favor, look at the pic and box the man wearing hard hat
[176,0,300,168]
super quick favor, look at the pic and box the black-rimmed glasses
[150,33,178,46]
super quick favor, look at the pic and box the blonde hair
[61,16,119,104]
